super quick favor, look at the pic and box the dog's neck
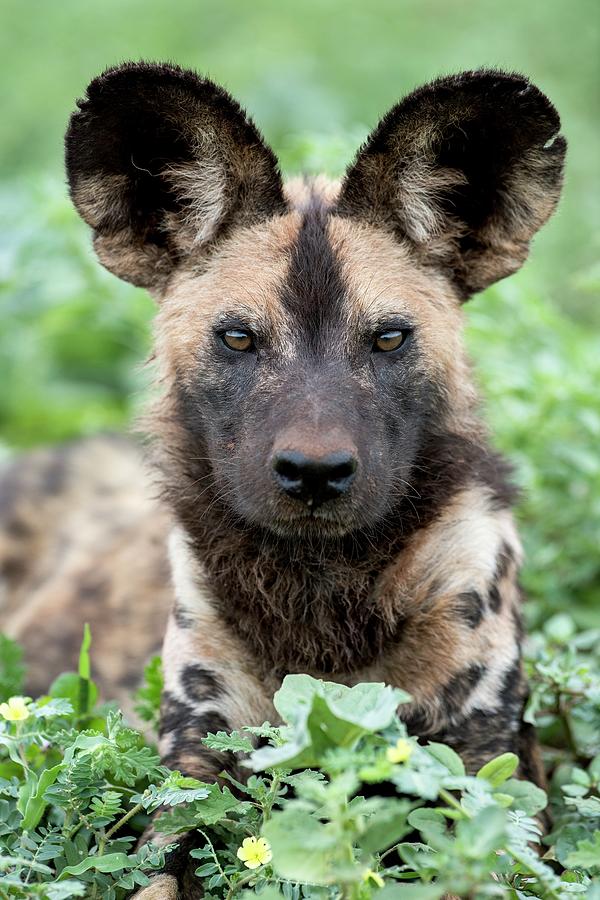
[162,428,516,676]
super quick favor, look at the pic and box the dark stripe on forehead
[279,186,348,350]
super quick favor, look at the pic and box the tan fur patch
[153,211,302,385]
[327,215,480,432]
[167,528,280,721]
[372,486,521,716]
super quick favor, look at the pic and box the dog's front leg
[383,572,533,777]
[132,607,276,899]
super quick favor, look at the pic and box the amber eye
[373,329,408,353]
[222,329,254,352]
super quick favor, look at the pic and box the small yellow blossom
[236,836,272,869]
[386,737,412,765]
[0,696,30,722]
[363,869,385,888]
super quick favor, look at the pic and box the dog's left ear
[337,70,566,298]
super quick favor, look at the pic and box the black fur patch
[172,605,195,629]
[65,61,286,287]
[76,574,110,605]
[429,659,526,770]
[440,663,487,718]
[279,189,349,352]
[160,692,229,740]
[160,692,232,778]
[512,603,525,644]
[180,664,224,705]
[454,590,485,629]
[488,583,501,614]
[489,543,514,613]
[337,69,566,297]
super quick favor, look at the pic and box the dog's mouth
[261,499,367,540]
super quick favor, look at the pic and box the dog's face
[66,63,565,538]
[154,200,467,537]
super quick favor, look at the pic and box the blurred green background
[0,0,598,625]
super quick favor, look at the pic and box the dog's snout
[272,449,357,506]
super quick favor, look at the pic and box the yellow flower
[363,869,385,888]
[0,696,30,722]
[236,836,272,869]
[386,737,412,765]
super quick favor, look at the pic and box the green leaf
[155,784,243,831]
[0,634,26,699]
[202,730,254,753]
[425,742,465,777]
[565,795,600,817]
[134,655,163,728]
[275,675,409,731]
[357,798,412,853]
[32,697,74,719]
[45,881,87,899]
[456,805,507,856]
[59,853,134,877]
[49,672,97,716]
[90,789,123,827]
[407,808,447,841]
[555,824,595,867]
[263,807,356,884]
[377,884,444,899]
[249,676,406,771]
[476,752,519,788]
[139,774,210,811]
[565,831,600,872]
[78,623,91,680]
[19,763,63,830]
[501,777,547,815]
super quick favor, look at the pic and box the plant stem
[558,697,578,756]
[198,829,233,890]
[378,843,403,863]
[439,788,467,815]
[225,869,259,899]
[96,800,145,858]
[262,773,281,822]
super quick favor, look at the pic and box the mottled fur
[0,436,172,720]
[0,62,566,899]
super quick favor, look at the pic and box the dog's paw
[131,873,179,899]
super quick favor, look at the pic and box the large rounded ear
[336,70,566,298]
[65,62,286,290]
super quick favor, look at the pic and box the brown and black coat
[0,63,565,898]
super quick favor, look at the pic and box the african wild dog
[1,62,565,897]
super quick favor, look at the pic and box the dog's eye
[373,329,408,353]
[222,329,254,352]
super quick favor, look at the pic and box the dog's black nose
[272,449,357,506]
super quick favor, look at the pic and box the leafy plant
[0,627,598,898]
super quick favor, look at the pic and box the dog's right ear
[65,62,286,291]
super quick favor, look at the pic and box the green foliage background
[1,0,598,624]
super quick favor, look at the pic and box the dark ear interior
[65,62,286,289]
[337,70,566,297]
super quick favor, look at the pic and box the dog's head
[66,63,565,538]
